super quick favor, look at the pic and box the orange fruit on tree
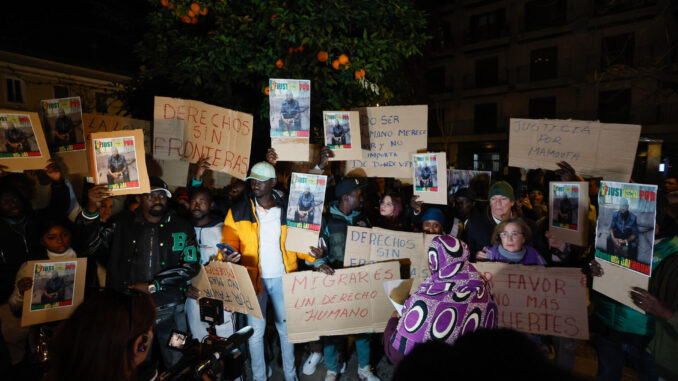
[188,9,195,17]
[276,59,284,68]
[265,86,270,96]
[288,47,294,54]
[181,16,191,23]
[354,71,362,80]
[332,59,340,70]
[191,17,198,24]
[168,2,174,8]
[317,51,328,62]
[360,69,366,77]
[298,45,304,52]
[200,7,207,15]
[338,54,349,64]
[343,63,350,70]
[190,2,200,13]
[161,0,169,7]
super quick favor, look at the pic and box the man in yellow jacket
[222,160,322,381]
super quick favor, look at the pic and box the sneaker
[358,365,381,381]
[302,352,323,375]
[339,361,347,374]
[324,370,337,381]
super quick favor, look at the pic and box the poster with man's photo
[549,182,589,246]
[269,79,311,161]
[285,172,327,254]
[0,111,52,170]
[594,182,657,276]
[323,111,362,161]
[22,258,87,326]
[40,97,85,152]
[413,152,447,205]
[89,129,150,195]
[448,169,492,196]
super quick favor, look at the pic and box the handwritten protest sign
[346,105,427,178]
[191,262,263,320]
[475,262,589,339]
[508,118,640,182]
[0,111,51,171]
[282,261,399,342]
[270,79,310,161]
[22,258,87,327]
[344,227,431,294]
[83,113,152,152]
[549,182,589,246]
[153,96,253,179]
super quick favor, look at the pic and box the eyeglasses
[499,231,523,238]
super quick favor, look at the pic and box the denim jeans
[247,277,297,381]
[323,334,371,372]
[596,335,657,381]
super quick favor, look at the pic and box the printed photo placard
[413,152,447,205]
[324,111,362,161]
[549,182,589,246]
[88,129,150,195]
[22,258,87,327]
[285,172,327,253]
[0,111,51,170]
[270,79,311,161]
[448,169,492,196]
[40,97,85,152]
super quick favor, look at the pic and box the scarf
[497,245,526,263]
[390,235,498,355]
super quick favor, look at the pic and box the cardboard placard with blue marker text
[191,262,263,320]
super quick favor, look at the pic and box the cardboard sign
[345,105,428,178]
[323,111,362,161]
[153,96,253,180]
[594,181,657,276]
[282,261,399,342]
[0,111,51,170]
[270,79,310,161]
[285,173,327,254]
[549,182,589,246]
[83,113,152,152]
[157,159,190,188]
[448,169,491,196]
[413,152,447,205]
[22,258,87,327]
[592,260,648,313]
[191,262,263,320]
[475,262,589,340]
[344,227,433,294]
[508,118,640,182]
[88,130,151,195]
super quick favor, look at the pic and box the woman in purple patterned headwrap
[383,235,498,365]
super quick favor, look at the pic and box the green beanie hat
[489,181,515,201]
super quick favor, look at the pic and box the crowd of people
[0,145,676,381]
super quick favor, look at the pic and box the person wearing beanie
[463,181,518,260]
[421,207,445,234]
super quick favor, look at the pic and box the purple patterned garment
[390,235,498,356]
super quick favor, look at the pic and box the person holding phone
[185,187,238,345]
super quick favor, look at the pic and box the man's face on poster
[286,91,293,102]
[58,108,66,117]
[112,148,119,158]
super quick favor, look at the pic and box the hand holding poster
[0,111,51,170]
[594,181,657,276]
[282,261,399,342]
[191,262,263,319]
[153,96,253,179]
[413,153,447,205]
[40,97,85,152]
[22,258,87,326]
[549,182,589,246]
[89,130,150,195]
[285,172,327,254]
[324,111,362,161]
[345,105,428,178]
[474,262,589,339]
[270,79,310,161]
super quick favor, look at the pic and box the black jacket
[76,208,200,307]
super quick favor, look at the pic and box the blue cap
[421,208,445,225]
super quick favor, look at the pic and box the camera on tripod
[160,298,253,381]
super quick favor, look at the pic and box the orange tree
[122,0,429,142]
